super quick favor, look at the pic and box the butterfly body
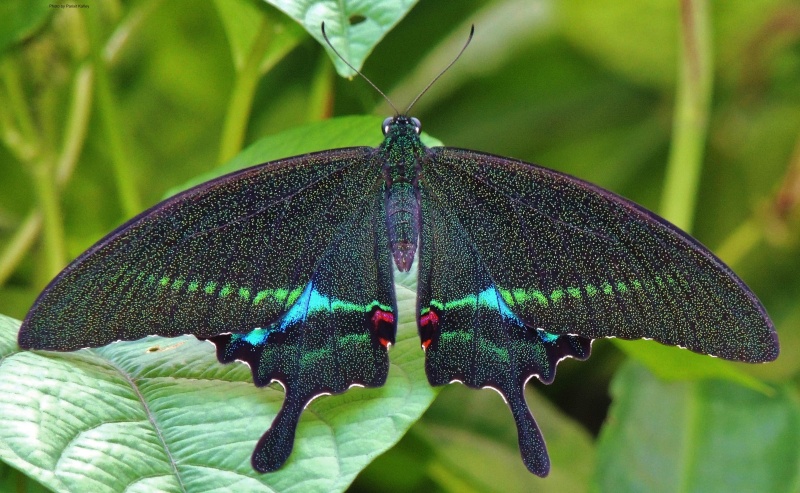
[381,116,424,271]
[18,115,778,477]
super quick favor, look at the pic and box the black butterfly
[17,26,778,477]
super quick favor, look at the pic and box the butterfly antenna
[404,25,475,115]
[321,22,400,115]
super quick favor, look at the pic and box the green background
[0,0,799,491]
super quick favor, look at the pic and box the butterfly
[17,27,779,477]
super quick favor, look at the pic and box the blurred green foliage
[0,0,799,491]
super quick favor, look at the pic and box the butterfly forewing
[18,147,378,350]
[421,148,778,363]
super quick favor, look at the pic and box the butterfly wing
[19,148,380,349]
[418,186,592,476]
[418,147,778,476]
[421,148,778,363]
[207,188,397,471]
[18,147,398,471]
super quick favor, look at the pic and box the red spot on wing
[420,310,439,351]
[371,309,395,349]
[371,309,395,327]
[420,310,439,328]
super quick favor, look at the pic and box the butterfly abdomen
[384,181,420,271]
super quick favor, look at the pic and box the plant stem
[659,0,713,232]
[306,51,334,122]
[217,18,272,164]
[1,57,39,151]
[104,0,163,64]
[87,3,141,216]
[0,63,94,287]
[716,126,800,266]
[31,156,67,278]
[57,63,94,183]
[714,219,761,268]
[0,59,38,163]
[0,53,67,280]
[0,212,43,286]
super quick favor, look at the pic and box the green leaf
[0,272,435,491]
[213,0,306,73]
[0,0,50,53]
[559,0,796,90]
[165,115,442,196]
[595,361,800,492]
[418,383,595,492]
[612,339,773,394]
[560,0,679,89]
[264,0,418,77]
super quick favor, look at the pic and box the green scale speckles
[434,277,655,316]
[121,267,308,312]
[122,266,396,327]
[497,276,656,310]
[418,177,593,476]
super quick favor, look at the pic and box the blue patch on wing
[537,330,561,344]
[478,285,523,323]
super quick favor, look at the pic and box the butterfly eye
[382,117,393,135]
[411,117,421,134]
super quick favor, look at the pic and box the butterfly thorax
[379,116,426,272]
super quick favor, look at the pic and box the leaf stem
[659,0,713,232]
[0,55,67,280]
[57,63,94,183]
[103,0,162,65]
[714,219,761,268]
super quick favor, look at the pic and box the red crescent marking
[371,309,395,327]
[420,310,439,327]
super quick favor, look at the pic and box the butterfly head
[382,116,421,137]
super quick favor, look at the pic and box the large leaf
[265,0,418,77]
[0,118,441,492]
[595,361,800,492]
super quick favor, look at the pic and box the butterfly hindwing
[18,148,379,351]
[207,190,397,472]
[421,148,778,363]
[418,186,591,476]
